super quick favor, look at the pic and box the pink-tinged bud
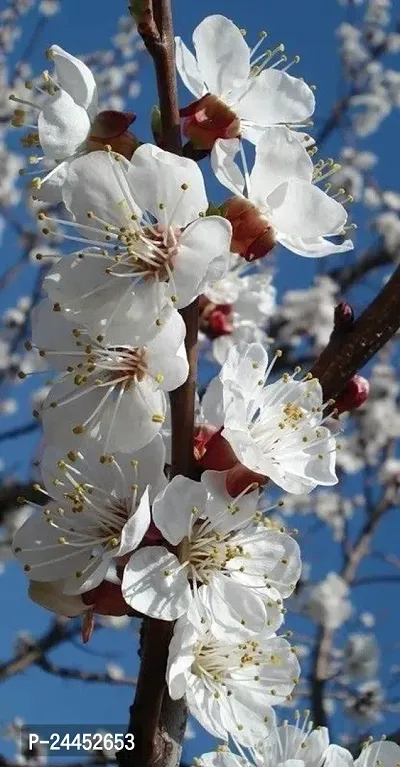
[180,94,241,150]
[88,110,140,159]
[334,301,354,333]
[83,581,129,616]
[335,374,370,414]
[199,298,233,339]
[223,197,276,262]
[197,430,238,471]
[226,462,266,497]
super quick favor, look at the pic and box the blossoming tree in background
[0,2,399,767]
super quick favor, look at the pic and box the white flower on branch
[10,45,98,201]
[13,434,166,593]
[211,128,354,259]
[122,469,301,626]
[31,299,188,452]
[41,144,232,345]
[175,14,315,146]
[202,343,338,494]
[306,572,351,630]
[166,591,300,744]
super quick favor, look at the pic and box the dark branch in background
[329,243,394,291]
[0,618,82,682]
[37,655,137,686]
[311,260,400,400]
[121,3,193,766]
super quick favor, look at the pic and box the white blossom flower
[166,592,300,744]
[13,434,166,593]
[122,469,300,627]
[31,299,188,452]
[41,143,232,344]
[211,128,354,258]
[194,714,330,766]
[306,573,351,629]
[202,343,338,494]
[175,14,315,145]
[342,633,379,680]
[10,45,98,201]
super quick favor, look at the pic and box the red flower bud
[335,374,370,414]
[180,94,240,150]
[333,301,354,334]
[223,197,276,262]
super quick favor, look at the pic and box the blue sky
[0,0,399,763]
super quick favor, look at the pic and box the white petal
[324,746,354,767]
[36,161,69,202]
[201,576,267,639]
[118,486,151,556]
[211,139,244,196]
[146,309,189,390]
[122,546,191,619]
[201,375,224,429]
[62,151,141,230]
[356,742,400,767]
[193,751,244,767]
[186,675,228,739]
[128,143,208,227]
[221,341,269,390]
[193,15,250,97]
[98,380,166,453]
[39,91,90,160]
[236,69,315,126]
[268,179,348,238]
[173,217,232,308]
[250,126,313,202]
[277,234,354,257]
[175,36,205,98]
[28,580,87,617]
[64,556,109,595]
[50,44,98,116]
[202,469,259,532]
[152,475,207,544]
[167,618,197,699]
[13,505,89,581]
[31,298,82,368]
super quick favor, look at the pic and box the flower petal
[202,576,267,639]
[192,15,250,97]
[211,138,244,196]
[118,486,151,556]
[62,151,141,230]
[38,91,91,160]
[50,44,98,117]
[128,143,208,227]
[250,126,313,202]
[122,546,191,619]
[152,475,207,544]
[175,37,205,98]
[37,161,69,203]
[236,69,315,126]
[268,179,348,238]
[278,233,354,258]
[173,216,232,308]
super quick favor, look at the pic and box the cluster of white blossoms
[11,12,359,746]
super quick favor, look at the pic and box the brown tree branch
[0,618,82,682]
[311,260,400,401]
[122,3,193,766]
[36,656,137,686]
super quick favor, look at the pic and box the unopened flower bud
[83,580,129,616]
[226,461,266,497]
[223,196,276,262]
[333,300,354,334]
[335,374,369,414]
[88,110,140,160]
[180,94,240,150]
[199,299,233,339]
[196,430,237,471]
